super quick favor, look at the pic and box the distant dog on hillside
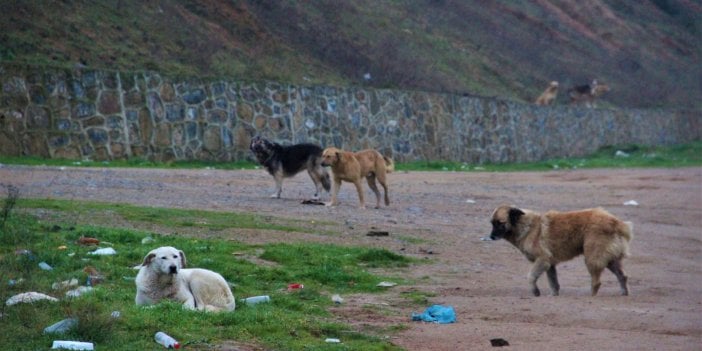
[489,205,633,297]
[321,147,394,209]
[534,81,559,106]
[568,79,610,107]
[250,136,331,199]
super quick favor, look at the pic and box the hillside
[1,0,700,108]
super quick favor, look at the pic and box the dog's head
[141,246,187,275]
[489,205,525,240]
[321,147,343,167]
[250,136,275,163]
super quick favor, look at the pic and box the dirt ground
[1,164,700,350]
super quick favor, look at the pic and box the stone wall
[1,64,699,163]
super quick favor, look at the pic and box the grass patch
[17,198,325,233]
[394,142,702,172]
[0,207,410,350]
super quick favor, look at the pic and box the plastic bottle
[154,331,180,349]
[39,261,53,270]
[50,340,94,350]
[44,318,78,334]
[241,295,270,305]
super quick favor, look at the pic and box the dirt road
[1,164,700,350]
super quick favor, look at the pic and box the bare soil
[1,165,700,350]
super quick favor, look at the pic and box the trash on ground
[39,262,54,271]
[465,199,476,204]
[44,318,78,334]
[377,281,397,287]
[411,304,456,324]
[287,283,304,291]
[490,338,510,347]
[141,236,155,244]
[57,245,68,250]
[66,286,93,298]
[241,295,271,305]
[6,292,59,306]
[77,237,100,246]
[111,311,121,318]
[331,294,344,304]
[51,340,94,350]
[84,266,104,286]
[301,199,325,205]
[325,338,341,343]
[623,200,639,206]
[366,230,389,237]
[615,150,630,157]
[88,247,117,255]
[480,236,494,241]
[155,331,181,349]
[52,278,79,290]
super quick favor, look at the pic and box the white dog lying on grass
[135,246,236,312]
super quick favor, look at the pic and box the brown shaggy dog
[534,81,559,106]
[321,147,393,209]
[568,80,610,107]
[489,205,633,296]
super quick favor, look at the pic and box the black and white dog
[250,136,331,199]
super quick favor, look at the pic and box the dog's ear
[142,252,156,266]
[179,250,187,268]
[335,151,341,161]
[508,208,525,226]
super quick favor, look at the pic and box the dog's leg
[376,171,390,206]
[365,175,382,209]
[607,259,629,296]
[307,168,322,199]
[354,180,366,209]
[587,264,604,296]
[272,171,283,198]
[528,259,550,297]
[546,265,560,296]
[326,179,342,207]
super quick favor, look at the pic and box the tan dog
[135,246,236,312]
[489,205,633,296]
[321,147,393,209]
[534,81,559,106]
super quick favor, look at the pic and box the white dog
[135,246,236,312]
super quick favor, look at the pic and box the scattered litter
[51,340,94,350]
[155,331,180,349]
[8,278,24,286]
[52,278,79,290]
[377,281,397,287]
[16,249,35,259]
[287,283,304,291]
[141,236,154,245]
[77,237,100,246]
[6,292,59,306]
[325,338,341,343]
[66,286,93,298]
[57,245,68,250]
[480,236,494,241]
[39,262,54,271]
[84,266,104,286]
[44,318,78,334]
[331,294,344,304]
[111,311,121,318]
[301,199,325,205]
[366,230,389,237]
[241,295,270,305]
[89,247,117,256]
[623,200,639,206]
[615,150,630,157]
[490,338,510,347]
[465,199,476,204]
[411,305,456,324]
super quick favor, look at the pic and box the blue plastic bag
[411,304,456,324]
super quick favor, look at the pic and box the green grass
[394,142,702,172]
[0,206,410,350]
[2,142,700,173]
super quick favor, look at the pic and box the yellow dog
[321,147,393,209]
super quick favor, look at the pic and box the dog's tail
[383,156,395,173]
[617,221,634,257]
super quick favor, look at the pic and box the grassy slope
[0,0,699,108]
